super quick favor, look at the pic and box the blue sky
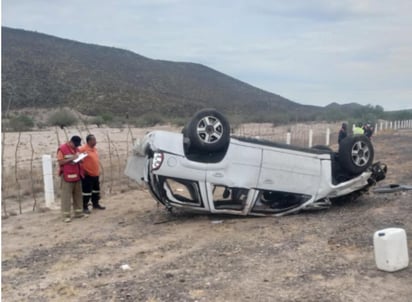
[2,0,412,110]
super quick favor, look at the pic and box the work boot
[93,204,106,210]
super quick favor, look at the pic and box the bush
[47,109,78,128]
[8,115,34,131]
[133,112,165,127]
[101,113,113,123]
[89,116,105,127]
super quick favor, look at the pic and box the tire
[338,135,374,175]
[185,108,230,152]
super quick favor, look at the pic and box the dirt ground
[2,128,412,302]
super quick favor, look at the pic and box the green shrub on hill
[47,109,78,128]
[6,114,35,131]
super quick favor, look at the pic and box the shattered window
[164,178,200,204]
[252,190,311,214]
[212,186,248,210]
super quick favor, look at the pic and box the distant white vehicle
[125,109,387,216]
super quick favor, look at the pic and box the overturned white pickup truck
[125,109,386,216]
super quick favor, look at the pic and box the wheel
[185,108,230,152]
[338,135,374,175]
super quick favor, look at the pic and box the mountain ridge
[2,26,386,125]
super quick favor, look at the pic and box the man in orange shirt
[79,134,106,214]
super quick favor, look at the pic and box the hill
[2,27,322,123]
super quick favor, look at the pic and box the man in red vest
[57,135,85,222]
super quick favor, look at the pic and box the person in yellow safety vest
[353,122,365,135]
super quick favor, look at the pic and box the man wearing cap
[57,135,85,222]
[79,134,106,214]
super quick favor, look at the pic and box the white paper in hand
[73,152,88,163]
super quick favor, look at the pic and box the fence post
[375,123,378,135]
[286,132,291,145]
[308,129,313,148]
[42,154,57,209]
[325,128,330,146]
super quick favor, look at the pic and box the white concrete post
[375,123,378,135]
[42,154,56,208]
[308,129,313,148]
[386,121,389,130]
[380,122,383,132]
[325,128,330,146]
[286,132,291,145]
[390,121,393,129]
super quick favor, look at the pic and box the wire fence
[2,119,411,216]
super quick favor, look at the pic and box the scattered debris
[120,264,131,271]
[211,220,223,224]
[373,184,412,193]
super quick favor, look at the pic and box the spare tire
[185,108,230,152]
[338,135,374,175]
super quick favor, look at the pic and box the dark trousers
[82,175,100,209]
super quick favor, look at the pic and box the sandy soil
[2,128,412,302]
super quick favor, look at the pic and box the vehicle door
[205,140,262,213]
[257,146,322,196]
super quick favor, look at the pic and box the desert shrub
[47,109,78,128]
[134,112,165,127]
[101,113,113,123]
[90,116,105,127]
[8,115,34,131]
[168,117,187,127]
[36,121,48,129]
